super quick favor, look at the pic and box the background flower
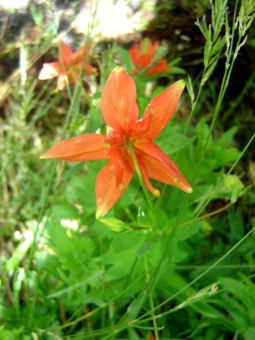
[38,41,97,91]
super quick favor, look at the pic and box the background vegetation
[0,0,255,339]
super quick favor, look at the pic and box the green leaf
[105,261,132,280]
[137,198,153,227]
[116,46,133,70]
[217,126,238,148]
[220,277,255,317]
[0,326,24,340]
[47,270,103,298]
[176,219,202,240]
[228,208,244,242]
[171,244,189,263]
[156,124,192,154]
[196,120,213,148]
[109,231,146,254]
[50,203,79,220]
[154,205,168,231]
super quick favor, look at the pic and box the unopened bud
[99,218,126,231]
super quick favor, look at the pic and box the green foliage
[116,46,134,72]
[195,121,241,173]
[1,0,255,339]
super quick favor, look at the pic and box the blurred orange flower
[38,41,97,91]
[129,39,169,76]
[41,67,192,218]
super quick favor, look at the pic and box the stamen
[153,188,160,197]
[149,105,156,115]
[118,183,125,190]
[103,141,111,148]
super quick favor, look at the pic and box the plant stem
[128,144,156,228]
[144,256,159,340]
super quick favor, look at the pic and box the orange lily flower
[41,67,192,218]
[38,41,97,91]
[129,39,169,76]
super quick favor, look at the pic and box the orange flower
[41,67,192,218]
[129,39,169,76]
[38,41,97,91]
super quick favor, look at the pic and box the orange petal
[135,139,192,193]
[130,112,152,138]
[129,43,151,69]
[83,64,98,76]
[95,157,133,218]
[38,62,62,79]
[143,40,158,66]
[40,134,109,161]
[59,41,73,65]
[134,139,172,165]
[147,59,169,76]
[129,39,156,69]
[141,80,185,140]
[100,67,139,134]
[147,40,158,57]
[107,148,126,185]
[136,155,160,197]
[70,42,91,64]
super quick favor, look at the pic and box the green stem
[144,256,159,340]
[127,144,156,227]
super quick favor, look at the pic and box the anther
[103,142,111,148]
[149,105,156,115]
[153,189,160,197]
[118,183,125,190]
